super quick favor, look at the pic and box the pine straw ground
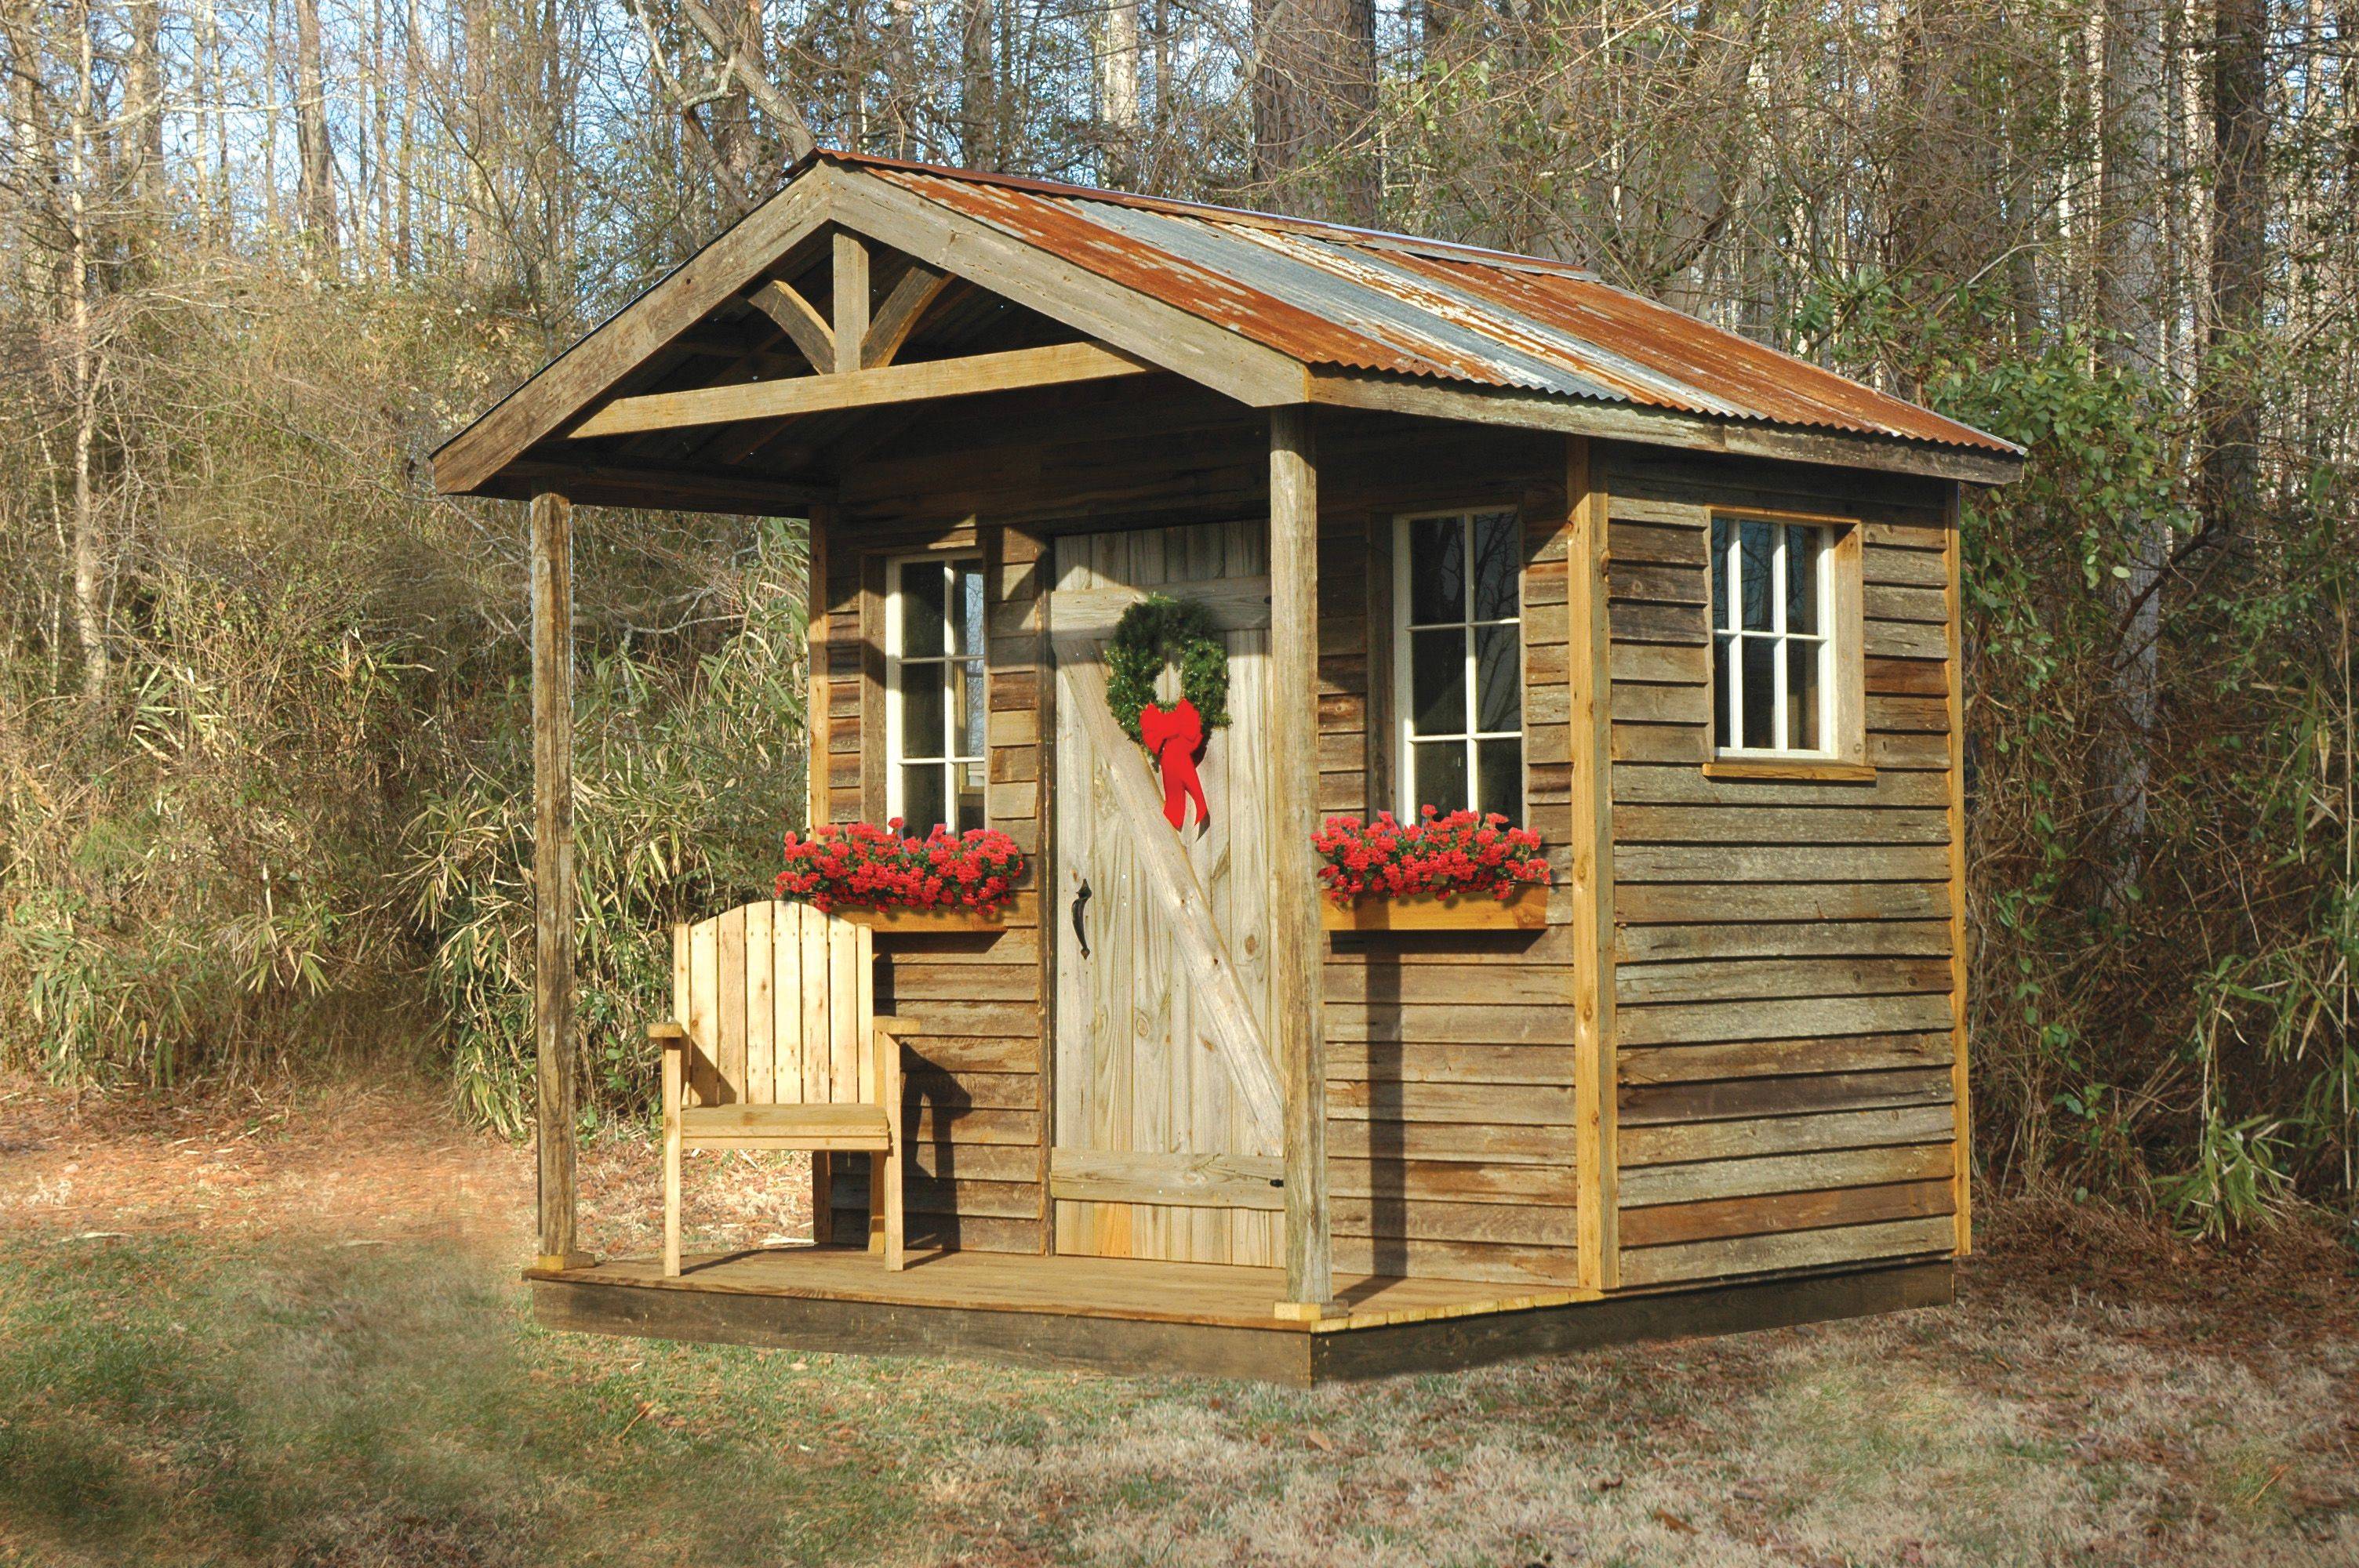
[1,1074,2354,1568]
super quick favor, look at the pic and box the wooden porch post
[805,500,835,1242]
[1565,437,1619,1294]
[531,490,588,1272]
[1270,407,1335,1316]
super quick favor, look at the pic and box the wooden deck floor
[528,1245,1954,1384]
[534,1247,1568,1330]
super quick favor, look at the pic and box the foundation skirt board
[527,1247,1954,1385]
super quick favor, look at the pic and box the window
[1710,515,1836,756]
[1394,510,1523,821]
[886,555,987,833]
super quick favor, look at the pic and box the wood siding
[1602,446,1962,1287]
[813,375,1964,1292]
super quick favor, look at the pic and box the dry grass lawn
[2,1074,2354,1567]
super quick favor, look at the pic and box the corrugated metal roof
[822,151,2017,457]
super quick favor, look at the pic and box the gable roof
[830,151,2016,458]
[433,151,2020,500]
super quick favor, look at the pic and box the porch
[528,1246,1954,1386]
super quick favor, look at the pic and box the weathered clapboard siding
[815,503,1048,1253]
[813,393,1964,1293]
[1308,418,1585,1287]
[1604,448,1963,1287]
[824,396,1589,1283]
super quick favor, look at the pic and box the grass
[2,1083,2355,1566]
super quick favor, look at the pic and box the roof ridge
[806,147,1603,281]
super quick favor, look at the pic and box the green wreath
[1106,594,1230,744]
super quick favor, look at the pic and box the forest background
[0,0,2350,1241]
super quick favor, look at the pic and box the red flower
[1307,808,1548,906]
[775,819,1027,915]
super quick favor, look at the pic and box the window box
[1321,885,1547,933]
[840,904,1008,934]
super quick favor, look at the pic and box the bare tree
[2095,0,2168,881]
[2201,0,2268,558]
[295,0,337,270]
[1100,0,1142,187]
[1250,0,1377,221]
[958,0,995,168]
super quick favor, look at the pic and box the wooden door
[1051,521,1282,1266]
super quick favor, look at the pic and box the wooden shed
[434,151,2023,1385]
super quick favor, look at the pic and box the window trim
[1703,507,1868,777]
[883,551,988,833]
[1390,506,1526,821]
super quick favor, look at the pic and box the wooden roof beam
[863,260,953,367]
[569,341,1152,440]
[747,278,835,369]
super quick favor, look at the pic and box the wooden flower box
[1321,884,1547,934]
[837,904,1009,934]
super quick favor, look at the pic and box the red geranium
[1310,808,1548,905]
[776,818,1026,914]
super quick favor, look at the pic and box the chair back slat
[674,901,874,1109]
[744,900,774,1104]
[715,905,747,1102]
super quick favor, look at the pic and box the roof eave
[1304,368,2026,487]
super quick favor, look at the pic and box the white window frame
[883,552,988,833]
[1391,507,1525,820]
[1710,515,1838,758]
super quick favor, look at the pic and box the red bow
[1139,699,1209,830]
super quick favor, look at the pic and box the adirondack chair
[645,900,911,1276]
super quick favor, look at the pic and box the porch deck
[527,1247,1954,1385]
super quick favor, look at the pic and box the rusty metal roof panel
[848,154,2018,457]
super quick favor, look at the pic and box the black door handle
[1071,879,1092,959]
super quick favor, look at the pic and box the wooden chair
[646,900,912,1276]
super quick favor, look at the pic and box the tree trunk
[122,0,162,220]
[2201,0,2267,559]
[885,0,916,157]
[1252,0,1378,221]
[2095,0,2167,884]
[958,0,995,167]
[4,0,57,308]
[709,0,759,199]
[66,0,103,702]
[461,0,492,287]
[294,0,337,271]
[1100,0,1142,187]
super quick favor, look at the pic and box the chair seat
[681,1102,892,1151]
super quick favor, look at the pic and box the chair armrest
[648,1022,689,1048]
[872,1014,927,1037]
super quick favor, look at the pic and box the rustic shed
[434,150,2023,1385]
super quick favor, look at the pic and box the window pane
[900,662,946,760]
[901,764,947,833]
[958,659,986,761]
[954,762,986,832]
[1410,627,1467,735]
[1474,623,1521,734]
[1412,740,1467,814]
[1471,511,1520,620]
[951,563,986,657]
[1711,517,1737,633]
[1739,520,1775,631]
[1785,525,1822,635]
[1740,636,1776,749]
[1712,634,1734,749]
[901,564,946,656]
[1408,517,1464,626]
[1787,638,1823,751]
[1476,739,1522,823]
